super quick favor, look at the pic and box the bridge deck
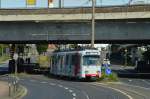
[0,5,149,15]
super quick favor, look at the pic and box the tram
[49,48,101,79]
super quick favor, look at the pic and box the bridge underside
[0,21,150,44]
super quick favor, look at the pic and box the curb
[13,85,27,99]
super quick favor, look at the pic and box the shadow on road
[112,68,150,79]
[0,67,9,75]
[44,74,96,82]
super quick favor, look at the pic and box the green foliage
[0,44,9,56]
[0,55,10,64]
[97,71,118,82]
[36,44,48,54]
[69,44,78,48]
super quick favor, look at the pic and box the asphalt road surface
[20,75,129,99]
[0,63,150,99]
[0,74,150,99]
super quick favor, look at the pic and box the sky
[0,0,149,8]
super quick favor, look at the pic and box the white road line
[73,97,76,99]
[41,81,48,84]
[72,93,76,97]
[64,87,68,90]
[142,80,150,85]
[81,90,90,99]
[128,79,132,82]
[58,84,63,87]
[92,83,133,99]
[69,90,73,93]
[49,83,56,86]
[122,82,150,90]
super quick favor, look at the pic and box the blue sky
[0,0,149,8]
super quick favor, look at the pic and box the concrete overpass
[0,5,150,43]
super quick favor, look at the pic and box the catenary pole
[91,0,95,48]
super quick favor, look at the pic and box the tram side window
[71,54,78,65]
[52,56,54,66]
[54,56,57,66]
[65,55,69,65]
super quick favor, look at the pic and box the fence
[0,75,21,98]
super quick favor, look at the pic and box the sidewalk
[0,81,10,99]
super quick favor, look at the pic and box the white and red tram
[49,48,101,79]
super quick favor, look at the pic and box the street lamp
[91,0,95,48]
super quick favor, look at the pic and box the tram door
[65,54,71,76]
[74,53,81,77]
[70,53,81,77]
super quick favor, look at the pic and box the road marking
[41,81,48,84]
[81,90,90,99]
[69,90,73,93]
[142,80,150,85]
[58,84,63,87]
[72,93,76,97]
[128,79,132,82]
[91,83,133,99]
[122,82,150,90]
[49,83,56,86]
[64,87,68,90]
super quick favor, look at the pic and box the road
[19,75,128,99]
[0,63,150,99]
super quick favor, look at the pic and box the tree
[36,44,48,54]
[0,44,9,56]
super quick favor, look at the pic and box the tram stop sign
[105,68,112,75]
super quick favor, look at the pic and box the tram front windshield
[83,55,100,66]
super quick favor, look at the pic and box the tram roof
[53,47,99,53]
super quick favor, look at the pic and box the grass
[97,71,118,82]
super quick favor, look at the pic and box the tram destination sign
[86,52,98,55]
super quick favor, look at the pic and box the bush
[97,71,118,82]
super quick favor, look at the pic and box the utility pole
[91,0,95,48]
